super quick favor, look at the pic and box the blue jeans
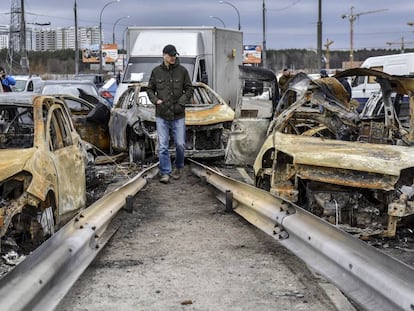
[156,117,185,175]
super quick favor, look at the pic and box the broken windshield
[123,57,196,83]
[0,106,34,149]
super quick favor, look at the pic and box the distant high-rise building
[33,28,56,51]
[79,27,100,48]
[31,26,100,51]
[56,27,74,50]
[0,25,8,49]
[2,24,102,52]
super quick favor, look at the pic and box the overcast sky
[2,0,414,51]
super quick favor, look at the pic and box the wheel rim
[37,206,55,236]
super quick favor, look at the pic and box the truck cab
[113,27,242,108]
[114,30,209,105]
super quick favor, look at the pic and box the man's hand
[156,99,163,105]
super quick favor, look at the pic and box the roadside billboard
[243,45,262,64]
[82,44,118,64]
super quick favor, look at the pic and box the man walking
[278,68,291,95]
[147,44,194,184]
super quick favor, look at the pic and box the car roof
[14,75,42,79]
[74,74,104,79]
[43,79,96,85]
[0,92,38,105]
[41,80,100,97]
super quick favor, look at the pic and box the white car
[12,75,44,92]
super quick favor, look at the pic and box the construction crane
[324,39,334,69]
[341,6,388,67]
[386,37,414,54]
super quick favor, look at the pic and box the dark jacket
[147,60,193,120]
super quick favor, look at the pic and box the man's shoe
[159,174,170,184]
[172,168,182,180]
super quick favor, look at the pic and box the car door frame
[45,102,86,217]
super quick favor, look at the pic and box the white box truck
[114,26,243,108]
[352,52,414,106]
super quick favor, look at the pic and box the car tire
[129,139,145,163]
[14,198,56,247]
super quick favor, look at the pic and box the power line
[268,0,302,12]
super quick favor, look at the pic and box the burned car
[109,82,235,162]
[53,94,110,153]
[41,80,111,153]
[0,93,87,247]
[254,68,414,237]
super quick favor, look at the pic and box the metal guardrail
[189,159,414,311]
[0,163,159,311]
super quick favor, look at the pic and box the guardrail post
[225,190,233,212]
[124,195,134,213]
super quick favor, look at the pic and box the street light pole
[209,16,226,28]
[74,0,80,75]
[112,16,129,75]
[317,0,322,70]
[262,0,266,68]
[219,1,240,30]
[112,16,129,44]
[122,27,128,72]
[99,0,120,74]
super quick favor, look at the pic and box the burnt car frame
[109,82,235,162]
[52,94,111,153]
[0,93,87,246]
[253,68,414,237]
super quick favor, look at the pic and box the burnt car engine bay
[1,70,414,273]
[254,68,414,241]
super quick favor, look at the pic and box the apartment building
[0,25,9,49]
[0,25,101,51]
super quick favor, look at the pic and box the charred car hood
[185,104,234,126]
[0,148,36,180]
[272,132,414,177]
[126,103,234,125]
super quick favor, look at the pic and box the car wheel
[12,198,56,248]
[129,139,145,163]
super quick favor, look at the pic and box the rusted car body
[254,68,414,237]
[225,66,279,166]
[109,82,235,162]
[53,94,110,152]
[0,93,87,246]
[41,80,112,152]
